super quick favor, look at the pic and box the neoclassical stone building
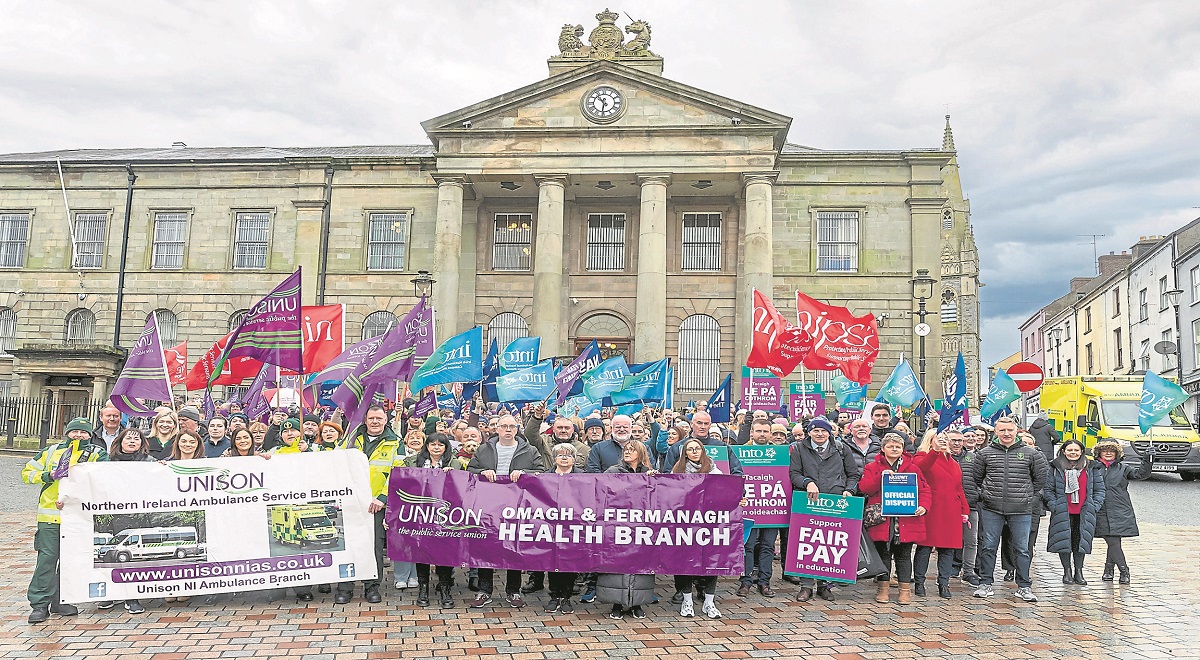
[0,10,980,411]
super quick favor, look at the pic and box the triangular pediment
[422,61,791,150]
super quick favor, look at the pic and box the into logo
[339,563,356,579]
[89,582,107,598]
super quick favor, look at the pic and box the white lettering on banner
[304,315,334,342]
[252,297,298,316]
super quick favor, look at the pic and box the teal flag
[581,355,631,401]
[496,361,557,403]
[878,358,925,408]
[832,374,867,407]
[410,326,484,393]
[609,358,670,405]
[980,369,1022,420]
[1139,370,1189,433]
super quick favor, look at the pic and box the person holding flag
[334,404,400,605]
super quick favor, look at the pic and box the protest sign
[783,493,864,583]
[705,444,731,475]
[732,444,790,527]
[880,472,919,516]
[58,452,378,603]
[385,470,745,575]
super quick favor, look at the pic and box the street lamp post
[1166,288,1184,374]
[410,270,436,299]
[1050,326,1062,376]
[910,268,937,402]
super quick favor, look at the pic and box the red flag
[747,289,812,377]
[794,291,880,384]
[185,330,261,390]
[164,341,188,386]
[300,305,345,374]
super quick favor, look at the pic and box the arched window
[575,313,631,358]
[488,312,528,351]
[677,314,720,392]
[941,290,958,324]
[942,209,954,230]
[0,307,15,355]
[65,308,96,345]
[150,309,178,346]
[229,309,249,332]
[362,311,398,340]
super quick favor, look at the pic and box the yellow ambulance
[1039,375,1200,481]
[270,504,339,548]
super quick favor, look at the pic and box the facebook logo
[89,582,107,598]
[339,563,355,579]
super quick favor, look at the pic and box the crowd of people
[21,395,1153,624]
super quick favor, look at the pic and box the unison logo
[168,464,266,494]
[392,489,484,530]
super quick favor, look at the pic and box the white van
[102,526,199,562]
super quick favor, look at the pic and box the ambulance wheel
[116,552,131,563]
[175,549,187,559]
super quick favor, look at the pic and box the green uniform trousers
[29,522,60,608]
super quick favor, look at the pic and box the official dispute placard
[58,452,378,603]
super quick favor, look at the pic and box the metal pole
[917,299,928,401]
[113,165,136,347]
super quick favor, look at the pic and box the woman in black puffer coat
[1044,440,1106,585]
[1092,440,1151,584]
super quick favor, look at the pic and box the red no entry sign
[1007,361,1045,393]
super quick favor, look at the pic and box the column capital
[533,174,569,188]
[636,173,672,187]
[742,171,779,187]
[432,173,467,188]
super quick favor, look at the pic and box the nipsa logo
[169,464,266,494]
[392,489,484,530]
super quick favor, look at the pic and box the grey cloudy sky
[3,0,1199,377]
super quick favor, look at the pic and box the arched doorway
[573,313,631,360]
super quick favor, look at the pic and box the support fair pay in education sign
[783,494,865,584]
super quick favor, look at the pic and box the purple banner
[386,470,745,575]
[783,494,864,584]
[789,393,827,419]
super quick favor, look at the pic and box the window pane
[0,307,15,354]
[152,309,178,346]
[0,213,30,268]
[367,213,407,271]
[816,211,859,272]
[677,315,720,392]
[73,213,107,269]
[233,212,270,269]
[586,213,625,271]
[362,311,398,340]
[492,213,532,271]
[681,213,721,271]
[152,213,187,269]
[488,312,529,351]
[65,309,95,345]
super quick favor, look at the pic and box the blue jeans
[741,528,778,586]
[977,510,1032,589]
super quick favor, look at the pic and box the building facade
[0,12,980,414]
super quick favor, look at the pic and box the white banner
[58,452,378,603]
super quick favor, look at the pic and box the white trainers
[1015,587,1038,602]
[394,579,406,589]
[407,578,420,588]
[972,585,994,598]
[679,600,694,617]
[702,602,722,619]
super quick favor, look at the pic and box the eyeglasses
[498,424,518,429]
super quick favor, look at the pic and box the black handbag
[862,502,886,528]
[856,527,888,580]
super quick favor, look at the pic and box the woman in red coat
[858,433,930,605]
[911,430,970,599]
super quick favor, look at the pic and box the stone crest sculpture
[555,8,656,60]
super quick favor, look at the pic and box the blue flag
[832,374,867,408]
[980,368,1022,420]
[410,326,484,393]
[937,353,968,432]
[708,374,732,423]
[558,394,601,418]
[496,361,557,403]
[1139,370,1189,433]
[610,359,670,406]
[879,358,925,409]
[581,355,631,401]
[500,337,540,375]
[985,404,1013,425]
[482,338,499,403]
[664,367,674,410]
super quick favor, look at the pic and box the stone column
[737,172,778,394]
[531,175,568,356]
[432,176,466,341]
[634,174,670,362]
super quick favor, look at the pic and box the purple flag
[109,315,173,416]
[386,470,744,575]
[412,390,437,420]
[241,363,275,423]
[201,389,216,420]
[303,334,386,400]
[210,269,303,386]
[554,340,601,406]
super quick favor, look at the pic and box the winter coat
[1028,418,1061,464]
[858,452,930,545]
[842,436,881,487]
[952,449,981,510]
[595,573,656,608]
[912,451,969,549]
[971,440,1050,516]
[1044,459,1106,554]
[663,432,744,475]
[466,437,546,474]
[789,440,858,495]
[587,438,628,474]
[1094,452,1151,538]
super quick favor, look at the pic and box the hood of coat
[1091,440,1123,461]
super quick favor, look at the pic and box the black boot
[1060,553,1073,584]
[913,578,926,597]
[520,573,544,595]
[1072,552,1087,585]
[416,580,430,607]
[437,583,453,608]
[1118,565,1130,584]
[1102,563,1115,581]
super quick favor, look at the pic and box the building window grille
[0,307,15,354]
[816,211,859,272]
[0,213,30,268]
[229,309,249,332]
[586,213,626,271]
[488,312,529,351]
[233,211,270,269]
[362,311,398,340]
[677,315,720,392]
[493,213,533,271]
[65,309,96,345]
[72,212,107,269]
[151,309,179,346]
[366,212,408,271]
[152,212,187,270]
[681,213,721,271]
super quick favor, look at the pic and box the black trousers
[336,510,385,594]
[548,572,577,599]
[874,541,915,583]
[913,545,957,586]
[416,564,454,585]
[673,575,717,596]
[477,569,522,596]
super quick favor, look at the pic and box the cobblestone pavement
[1,512,1198,659]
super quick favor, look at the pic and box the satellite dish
[1154,341,1178,355]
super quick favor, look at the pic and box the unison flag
[937,353,968,432]
[609,358,670,406]
[210,269,303,386]
[304,333,386,400]
[1139,370,1189,433]
[795,291,880,383]
[878,358,925,409]
[496,361,557,403]
[554,340,601,406]
[747,289,812,378]
[979,368,1022,420]
[410,326,484,393]
[241,363,275,423]
[332,297,431,429]
[413,390,438,420]
[581,355,631,401]
[708,374,732,423]
[500,337,540,375]
[109,315,173,416]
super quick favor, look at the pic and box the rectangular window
[366,212,408,271]
[680,212,721,271]
[1192,267,1200,303]
[233,211,270,270]
[1084,307,1092,333]
[1085,344,1094,374]
[1140,339,1151,370]
[1112,287,1120,317]
[72,212,106,269]
[492,213,533,271]
[1064,321,1071,341]
[1065,359,1072,376]
[1159,276,1169,310]
[586,213,626,271]
[0,213,30,268]
[1194,320,1200,367]
[1114,328,1123,368]
[1139,289,1148,321]
[815,211,859,272]
[151,212,187,270]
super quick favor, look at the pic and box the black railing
[0,396,106,449]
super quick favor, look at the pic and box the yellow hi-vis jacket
[336,426,400,504]
[22,439,107,524]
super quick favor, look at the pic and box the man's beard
[613,433,633,444]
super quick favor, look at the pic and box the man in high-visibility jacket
[22,417,107,623]
[334,404,399,604]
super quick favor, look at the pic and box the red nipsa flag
[794,291,880,384]
[746,289,812,378]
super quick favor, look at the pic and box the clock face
[581,86,625,123]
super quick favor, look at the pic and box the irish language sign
[59,452,378,603]
[783,493,864,584]
[732,445,791,527]
[880,472,920,516]
[385,470,745,575]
